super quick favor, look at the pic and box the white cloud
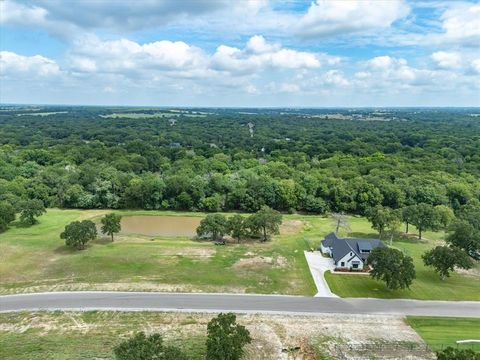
[68,35,330,80]
[210,35,327,75]
[431,51,461,69]
[395,2,480,47]
[0,1,78,38]
[296,0,410,38]
[354,54,479,95]
[70,57,97,72]
[278,83,301,93]
[0,0,230,33]
[470,59,480,75]
[367,56,407,70]
[245,35,280,54]
[0,51,61,77]
[69,36,208,75]
[440,3,480,45]
[41,34,342,101]
[322,70,350,87]
[0,1,47,25]
[362,55,434,86]
[245,84,259,94]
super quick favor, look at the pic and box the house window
[352,263,359,269]
[341,262,345,267]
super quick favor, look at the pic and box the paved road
[303,251,338,297]
[1,292,479,317]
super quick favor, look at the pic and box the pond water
[119,216,202,237]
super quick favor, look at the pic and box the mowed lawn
[0,209,317,295]
[406,317,480,351]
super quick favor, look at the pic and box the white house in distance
[319,232,385,270]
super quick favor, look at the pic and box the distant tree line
[0,109,478,219]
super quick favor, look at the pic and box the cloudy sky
[0,0,479,106]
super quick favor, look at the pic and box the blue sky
[0,0,479,106]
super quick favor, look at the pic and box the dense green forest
[0,107,479,215]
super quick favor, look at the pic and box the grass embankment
[0,209,316,295]
[406,317,480,351]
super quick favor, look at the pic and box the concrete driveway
[304,251,338,298]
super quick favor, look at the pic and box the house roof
[321,232,338,248]
[331,238,356,263]
[358,241,373,252]
[323,233,385,263]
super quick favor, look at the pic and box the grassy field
[0,311,207,360]
[0,209,317,295]
[0,311,428,360]
[406,317,480,351]
[1,209,478,299]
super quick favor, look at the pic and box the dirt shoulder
[0,311,434,360]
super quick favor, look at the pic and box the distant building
[169,142,181,148]
[319,232,385,270]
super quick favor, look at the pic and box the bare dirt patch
[280,220,305,235]
[232,255,288,269]
[456,262,480,277]
[160,247,215,258]
[232,256,273,268]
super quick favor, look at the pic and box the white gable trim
[320,243,332,256]
[336,252,364,270]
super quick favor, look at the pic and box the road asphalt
[1,292,479,317]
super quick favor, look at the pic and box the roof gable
[331,238,356,262]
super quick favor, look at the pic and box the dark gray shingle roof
[321,232,338,248]
[322,234,385,263]
[358,241,373,252]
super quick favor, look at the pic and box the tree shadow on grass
[11,220,35,229]
[396,234,430,244]
[347,231,380,239]
[92,237,113,245]
[53,245,80,255]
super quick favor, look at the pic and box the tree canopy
[0,201,15,232]
[436,347,480,360]
[447,221,480,255]
[196,214,228,241]
[101,213,122,242]
[367,247,416,290]
[248,206,282,241]
[19,199,46,226]
[422,245,472,280]
[0,107,478,218]
[114,332,188,360]
[206,313,252,360]
[61,220,97,250]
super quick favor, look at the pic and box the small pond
[119,216,202,237]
